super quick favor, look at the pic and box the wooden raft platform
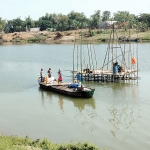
[76,69,139,82]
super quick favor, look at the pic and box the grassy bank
[0,135,102,150]
[0,29,150,44]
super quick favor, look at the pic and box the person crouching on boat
[58,69,62,84]
[40,68,43,82]
[68,80,79,91]
[73,80,79,91]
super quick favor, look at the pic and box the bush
[97,30,103,34]
[0,135,100,150]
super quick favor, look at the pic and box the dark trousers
[48,74,51,78]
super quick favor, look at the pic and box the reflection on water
[38,87,97,132]
[58,96,64,113]
[107,83,141,139]
[74,106,97,133]
[38,87,96,112]
[72,98,96,111]
[72,97,97,132]
[40,88,45,105]
[38,81,141,136]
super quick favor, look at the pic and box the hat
[74,80,77,83]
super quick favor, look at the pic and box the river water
[0,43,150,150]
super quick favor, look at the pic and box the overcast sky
[0,0,150,20]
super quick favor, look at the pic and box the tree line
[0,10,150,33]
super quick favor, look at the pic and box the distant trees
[0,11,150,33]
[67,11,87,29]
[102,11,111,21]
[114,11,137,28]
[36,13,57,30]
[37,15,52,31]
[11,18,25,32]
[36,13,69,31]
[56,14,69,31]
[137,13,150,28]
[3,18,25,33]
[0,18,6,32]
[25,16,35,31]
[89,10,101,29]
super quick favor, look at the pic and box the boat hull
[39,83,95,98]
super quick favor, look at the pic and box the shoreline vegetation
[0,29,150,44]
[0,135,100,150]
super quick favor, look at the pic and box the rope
[91,36,98,69]
[86,37,92,69]
[89,41,94,70]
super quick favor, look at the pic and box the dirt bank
[0,29,150,43]
[0,30,82,43]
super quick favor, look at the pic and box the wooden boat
[38,78,95,98]
[37,31,95,98]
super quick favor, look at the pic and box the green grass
[141,36,150,40]
[27,34,47,42]
[83,29,150,42]
[0,135,101,150]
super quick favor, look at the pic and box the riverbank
[0,29,150,44]
[0,135,99,150]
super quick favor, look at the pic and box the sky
[0,0,150,20]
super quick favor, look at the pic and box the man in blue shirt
[77,72,81,82]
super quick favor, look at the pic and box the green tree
[4,20,14,33]
[133,21,148,32]
[114,11,136,28]
[49,13,57,29]
[25,16,35,30]
[37,13,52,30]
[137,13,150,27]
[54,13,68,31]
[90,10,101,29]
[37,13,66,31]
[67,11,87,29]
[0,18,6,32]
[5,17,25,32]
[102,11,111,21]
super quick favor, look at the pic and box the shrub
[0,135,99,150]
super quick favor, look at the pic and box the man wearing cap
[40,68,43,82]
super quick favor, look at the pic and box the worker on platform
[77,72,82,83]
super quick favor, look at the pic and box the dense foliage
[0,10,150,33]
[0,135,100,150]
